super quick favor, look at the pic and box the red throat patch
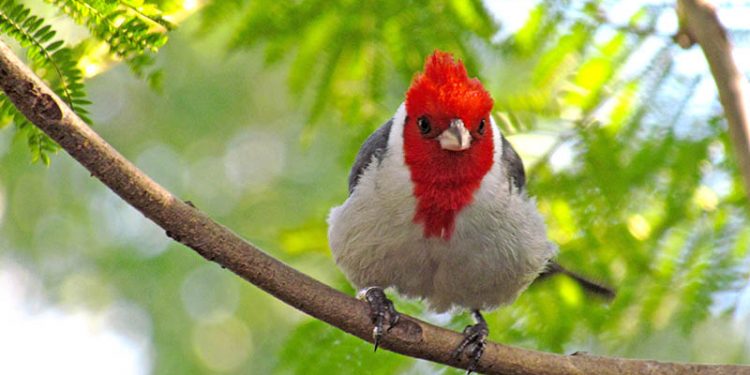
[403,51,494,240]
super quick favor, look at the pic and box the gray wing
[501,134,526,192]
[348,119,393,194]
[500,135,616,298]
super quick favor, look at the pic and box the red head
[404,51,495,240]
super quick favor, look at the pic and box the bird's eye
[417,116,431,135]
[478,119,486,135]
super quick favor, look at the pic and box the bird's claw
[358,287,400,351]
[452,311,488,374]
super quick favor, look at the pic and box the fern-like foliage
[0,0,90,164]
[0,0,175,164]
[223,0,497,128]
[46,0,172,78]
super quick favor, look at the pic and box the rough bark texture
[1,40,748,374]
[675,0,750,199]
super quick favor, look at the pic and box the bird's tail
[535,261,616,300]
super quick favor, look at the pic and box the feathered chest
[405,154,493,240]
[401,134,495,240]
[408,175,487,240]
[364,146,501,244]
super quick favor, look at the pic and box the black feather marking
[348,119,393,194]
[536,261,616,300]
[500,135,526,192]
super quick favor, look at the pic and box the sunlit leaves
[0,0,87,163]
[222,0,498,126]
[472,2,750,356]
[513,5,548,55]
[0,0,178,163]
[608,81,639,134]
[44,0,173,83]
[47,0,172,53]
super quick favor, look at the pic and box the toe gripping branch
[359,287,400,351]
[453,310,489,374]
[358,288,486,374]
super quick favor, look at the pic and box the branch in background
[675,0,750,199]
[0,40,748,375]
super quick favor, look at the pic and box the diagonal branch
[675,0,750,200]
[0,40,747,375]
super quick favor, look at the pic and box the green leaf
[277,320,412,374]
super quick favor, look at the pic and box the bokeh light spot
[0,182,5,225]
[627,214,651,241]
[181,265,240,323]
[224,130,286,193]
[693,185,718,211]
[192,317,252,372]
[60,272,114,310]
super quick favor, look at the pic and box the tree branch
[0,40,747,375]
[675,0,750,200]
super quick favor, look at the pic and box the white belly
[328,147,556,312]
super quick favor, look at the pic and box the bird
[327,50,612,372]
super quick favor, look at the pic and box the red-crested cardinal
[328,51,612,371]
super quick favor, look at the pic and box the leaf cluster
[209,0,496,128]
[0,0,174,164]
[0,0,87,164]
[47,0,172,75]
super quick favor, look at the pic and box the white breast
[328,105,556,312]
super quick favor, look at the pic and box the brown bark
[0,40,748,374]
[675,0,750,200]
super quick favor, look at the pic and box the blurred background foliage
[2,0,750,374]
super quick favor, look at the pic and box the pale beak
[437,119,472,151]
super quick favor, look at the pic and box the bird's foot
[452,310,488,374]
[357,287,400,351]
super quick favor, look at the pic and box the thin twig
[675,0,750,201]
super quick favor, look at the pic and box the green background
[2,0,750,373]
